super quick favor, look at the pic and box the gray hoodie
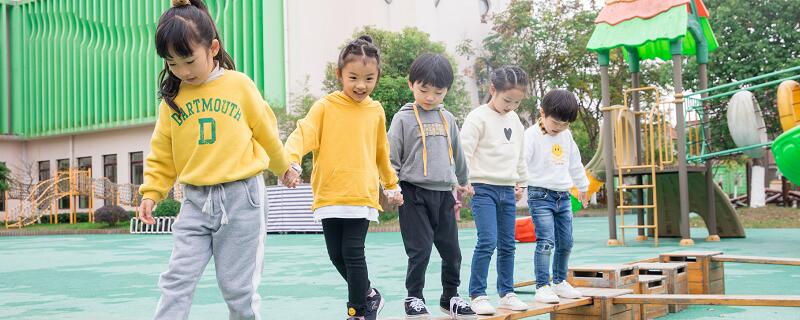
[388,103,469,191]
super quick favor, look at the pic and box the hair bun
[172,0,191,7]
[357,35,374,44]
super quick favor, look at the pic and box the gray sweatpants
[154,175,266,320]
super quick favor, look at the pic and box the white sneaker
[553,281,583,299]
[497,293,529,311]
[470,296,496,315]
[534,285,560,304]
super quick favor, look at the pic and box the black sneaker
[365,288,385,320]
[404,296,431,319]
[440,296,478,320]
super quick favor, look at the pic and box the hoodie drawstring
[201,184,229,225]
[412,104,454,176]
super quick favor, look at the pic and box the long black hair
[156,0,235,114]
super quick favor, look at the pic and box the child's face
[165,39,219,85]
[540,109,570,136]
[409,81,448,110]
[488,85,525,115]
[337,58,379,103]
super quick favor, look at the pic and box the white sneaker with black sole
[440,296,477,320]
[404,297,431,319]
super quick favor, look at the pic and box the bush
[0,162,9,193]
[153,199,181,217]
[42,212,90,224]
[95,205,130,227]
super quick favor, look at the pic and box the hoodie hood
[325,91,375,107]
[399,102,444,112]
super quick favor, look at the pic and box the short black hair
[541,89,579,122]
[408,53,454,89]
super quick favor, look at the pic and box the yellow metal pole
[89,168,94,223]
[70,169,76,224]
[3,191,8,228]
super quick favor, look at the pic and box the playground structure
[388,251,800,320]
[584,0,799,246]
[2,168,149,228]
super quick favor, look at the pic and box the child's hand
[384,189,404,206]
[139,199,156,225]
[514,185,524,202]
[281,164,301,188]
[578,191,589,207]
[460,183,475,197]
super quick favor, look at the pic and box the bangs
[155,16,201,59]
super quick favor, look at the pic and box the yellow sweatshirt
[139,70,290,202]
[285,91,399,211]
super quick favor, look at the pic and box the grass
[3,220,131,232]
[691,205,800,228]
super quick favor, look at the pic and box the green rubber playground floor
[1,216,799,319]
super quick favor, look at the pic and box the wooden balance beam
[711,255,800,266]
[613,294,800,307]
[382,297,592,320]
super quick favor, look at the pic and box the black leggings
[322,218,371,316]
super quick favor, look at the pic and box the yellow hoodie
[285,91,399,211]
[139,70,290,202]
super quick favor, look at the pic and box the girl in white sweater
[460,66,530,315]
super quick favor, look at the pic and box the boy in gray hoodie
[388,53,476,320]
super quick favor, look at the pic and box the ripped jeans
[528,186,574,288]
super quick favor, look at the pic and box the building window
[130,152,144,185]
[77,157,92,209]
[57,159,70,209]
[38,160,50,182]
[103,154,117,183]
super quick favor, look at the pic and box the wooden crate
[634,262,689,312]
[568,264,640,291]
[551,287,633,320]
[659,251,724,295]
[637,275,668,319]
[567,265,640,320]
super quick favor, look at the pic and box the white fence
[130,217,175,234]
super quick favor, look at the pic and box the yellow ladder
[613,87,672,246]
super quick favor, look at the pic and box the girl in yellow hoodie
[284,35,403,320]
[137,1,298,319]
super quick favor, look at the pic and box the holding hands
[514,184,525,202]
[281,163,302,188]
[384,188,404,206]
[455,183,475,197]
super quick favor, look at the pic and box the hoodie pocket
[241,176,262,208]
[319,168,378,200]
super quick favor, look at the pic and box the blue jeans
[468,183,517,298]
[528,187,573,288]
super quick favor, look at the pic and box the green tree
[463,0,653,161]
[0,162,9,193]
[323,26,471,124]
[679,0,800,144]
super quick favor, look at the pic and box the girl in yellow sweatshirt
[284,35,402,320]
[137,1,298,319]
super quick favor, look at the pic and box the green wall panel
[4,0,285,138]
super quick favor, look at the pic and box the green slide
[652,172,745,238]
[585,127,745,238]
